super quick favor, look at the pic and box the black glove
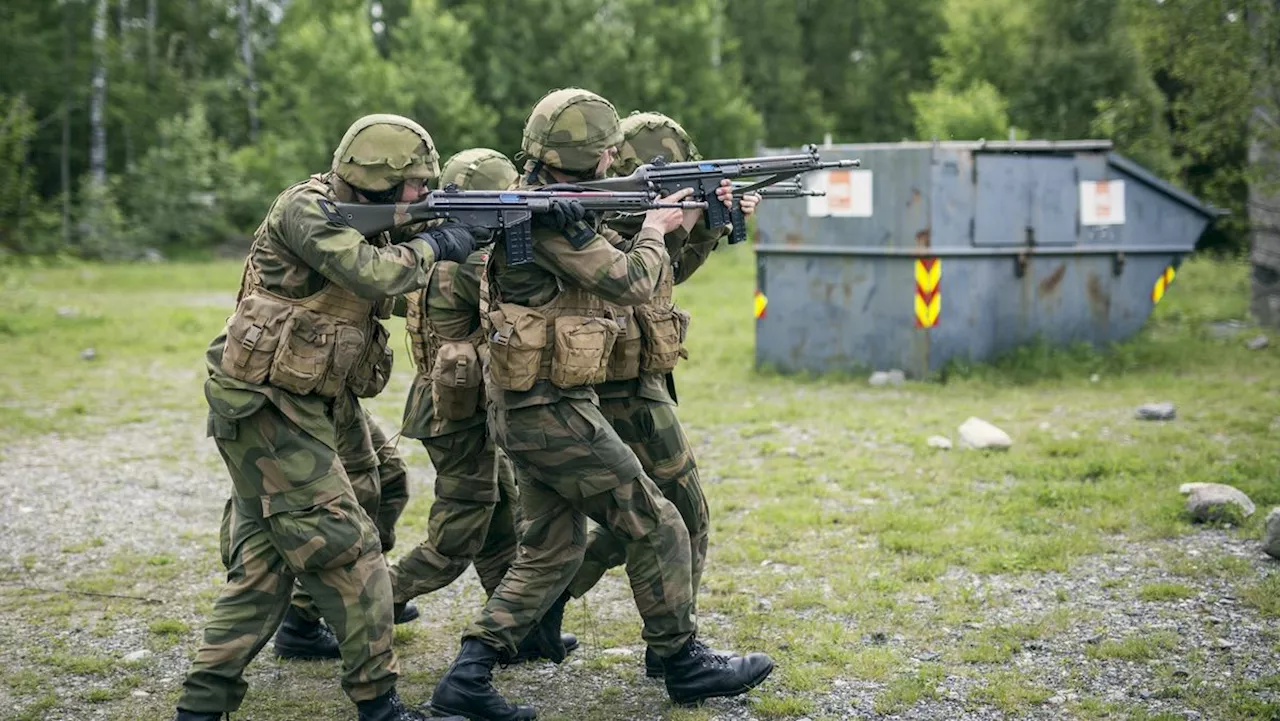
[416,223,478,263]
[534,198,588,231]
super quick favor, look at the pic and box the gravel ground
[1,414,1278,720]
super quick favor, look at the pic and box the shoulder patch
[562,220,596,250]
[316,198,344,225]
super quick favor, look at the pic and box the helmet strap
[359,182,402,204]
[525,160,544,185]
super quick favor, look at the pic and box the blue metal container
[753,140,1220,378]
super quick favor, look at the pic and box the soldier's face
[399,178,427,202]
[595,147,619,178]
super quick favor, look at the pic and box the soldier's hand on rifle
[738,190,762,217]
[416,222,478,263]
[536,198,590,231]
[646,187,695,235]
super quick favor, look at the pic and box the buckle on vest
[241,324,264,351]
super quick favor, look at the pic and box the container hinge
[1015,250,1030,278]
[1112,251,1126,277]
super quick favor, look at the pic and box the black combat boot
[644,646,664,678]
[430,639,537,721]
[356,688,464,721]
[394,601,420,625]
[273,606,341,660]
[513,591,572,664]
[646,642,732,678]
[173,711,225,721]
[662,637,774,705]
[511,630,579,664]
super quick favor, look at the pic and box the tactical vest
[605,259,690,381]
[219,177,393,399]
[480,252,689,393]
[404,265,487,420]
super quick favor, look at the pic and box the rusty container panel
[754,141,1220,377]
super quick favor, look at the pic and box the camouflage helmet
[614,111,701,176]
[332,114,440,193]
[520,88,623,175]
[439,148,519,191]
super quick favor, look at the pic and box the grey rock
[1246,334,1270,350]
[601,647,634,657]
[1212,638,1235,650]
[958,417,1012,451]
[1136,402,1176,421]
[131,690,150,698]
[917,651,941,662]
[927,435,953,451]
[56,307,79,318]
[1185,483,1256,523]
[123,649,152,662]
[1208,320,1249,339]
[869,369,906,387]
[1263,508,1280,559]
[142,247,165,263]
[80,347,97,361]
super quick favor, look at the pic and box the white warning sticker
[1079,180,1126,226]
[807,169,873,218]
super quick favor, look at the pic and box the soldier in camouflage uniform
[386,148,577,662]
[429,89,773,721]
[273,397,421,662]
[564,111,761,679]
[173,114,477,721]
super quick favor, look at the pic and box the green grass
[1,252,1278,720]
[147,618,190,636]
[875,664,945,713]
[1240,573,1280,617]
[1138,582,1196,602]
[1086,631,1180,661]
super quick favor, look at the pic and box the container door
[972,154,1028,247]
[1027,156,1079,246]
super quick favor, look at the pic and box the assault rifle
[580,145,859,244]
[334,186,706,265]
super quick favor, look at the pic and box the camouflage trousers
[178,400,397,712]
[293,403,410,623]
[388,425,519,602]
[567,397,709,614]
[467,397,697,658]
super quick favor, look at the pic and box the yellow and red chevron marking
[1151,265,1176,304]
[753,289,768,319]
[914,258,941,328]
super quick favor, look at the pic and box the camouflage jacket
[594,213,728,404]
[205,172,438,447]
[487,165,669,409]
[402,248,490,439]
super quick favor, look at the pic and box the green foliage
[0,94,38,254]
[72,178,132,260]
[119,104,241,252]
[911,81,1011,140]
[726,0,831,146]
[2,0,1278,257]
[595,0,763,158]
